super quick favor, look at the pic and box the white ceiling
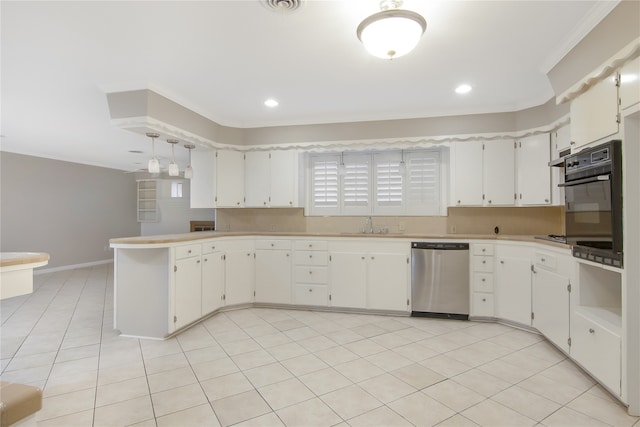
[1,0,618,172]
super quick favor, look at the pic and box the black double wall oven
[560,140,623,267]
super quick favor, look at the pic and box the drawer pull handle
[188,250,192,254]
[482,260,486,264]
[482,248,486,252]
[309,255,313,259]
[309,271,313,274]
[500,260,504,264]
[481,278,486,282]
[309,244,313,248]
[541,258,546,262]
[197,260,200,264]
[309,289,313,292]
[589,328,595,334]
[271,243,275,247]
[482,298,486,302]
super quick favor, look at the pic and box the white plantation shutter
[311,155,339,214]
[374,152,404,214]
[308,149,443,216]
[342,154,370,214]
[406,150,440,215]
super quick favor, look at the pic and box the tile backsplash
[215,206,564,236]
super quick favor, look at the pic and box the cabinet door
[224,250,254,305]
[329,252,367,309]
[484,140,515,206]
[174,256,202,330]
[620,57,640,111]
[367,252,409,311]
[255,249,292,304]
[570,76,619,149]
[452,141,484,206]
[202,252,225,315]
[517,134,551,205]
[216,150,245,207]
[245,151,270,207]
[190,150,216,208]
[532,267,569,353]
[270,150,297,207]
[495,254,531,326]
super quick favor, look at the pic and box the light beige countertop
[0,252,50,268]
[110,232,570,249]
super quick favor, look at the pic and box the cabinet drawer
[472,293,494,317]
[534,252,557,271]
[295,251,328,266]
[473,273,493,292]
[473,244,494,256]
[175,244,201,259]
[295,285,328,306]
[294,240,328,251]
[472,256,494,273]
[572,310,621,394]
[202,242,221,255]
[295,266,328,284]
[255,239,292,250]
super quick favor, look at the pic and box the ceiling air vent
[263,0,303,12]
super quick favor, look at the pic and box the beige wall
[0,152,140,269]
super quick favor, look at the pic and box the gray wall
[0,152,140,269]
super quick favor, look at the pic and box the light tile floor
[1,264,638,427]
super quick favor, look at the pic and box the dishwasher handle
[411,242,469,250]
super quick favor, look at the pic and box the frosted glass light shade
[357,10,426,59]
[184,165,193,179]
[148,157,160,174]
[168,162,180,177]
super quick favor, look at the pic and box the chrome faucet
[367,216,374,234]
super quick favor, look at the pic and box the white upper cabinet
[190,150,217,209]
[483,140,515,206]
[452,140,515,207]
[620,57,640,111]
[452,141,484,206]
[570,74,619,149]
[516,133,551,205]
[216,150,245,207]
[269,150,297,207]
[245,151,271,207]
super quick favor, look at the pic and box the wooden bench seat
[0,381,42,426]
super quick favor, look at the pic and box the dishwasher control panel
[411,242,469,250]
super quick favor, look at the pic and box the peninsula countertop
[109,231,570,250]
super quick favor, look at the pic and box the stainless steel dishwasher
[411,242,469,320]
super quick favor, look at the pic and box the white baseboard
[34,259,113,275]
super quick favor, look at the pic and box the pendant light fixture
[166,139,180,177]
[184,144,195,179]
[357,0,426,60]
[146,132,161,174]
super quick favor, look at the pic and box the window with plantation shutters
[374,152,404,214]
[342,154,370,214]
[308,149,443,216]
[406,151,440,215]
[311,155,339,214]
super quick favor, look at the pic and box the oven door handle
[559,174,610,187]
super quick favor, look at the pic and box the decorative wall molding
[556,38,640,105]
[113,114,570,154]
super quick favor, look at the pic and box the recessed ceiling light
[455,84,472,94]
[264,99,279,107]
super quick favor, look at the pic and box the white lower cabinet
[223,244,255,306]
[470,243,495,317]
[329,252,367,309]
[255,240,292,304]
[173,244,203,331]
[328,241,409,312]
[201,246,225,315]
[294,240,329,306]
[572,309,621,395]
[295,284,328,306]
[495,244,532,326]
[531,250,572,353]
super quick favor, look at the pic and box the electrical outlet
[398,221,405,231]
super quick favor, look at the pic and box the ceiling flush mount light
[455,84,472,94]
[146,132,161,174]
[264,98,279,107]
[357,0,426,60]
[166,139,180,177]
[184,144,195,179]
